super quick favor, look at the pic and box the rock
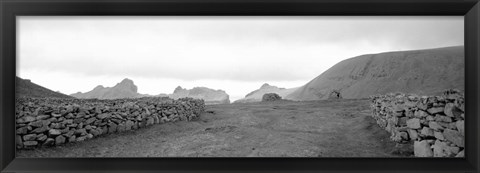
[55,135,66,145]
[428,122,444,131]
[97,113,110,119]
[23,134,37,141]
[24,141,38,147]
[90,129,101,136]
[154,115,160,124]
[108,123,117,133]
[456,120,464,135]
[406,118,421,129]
[75,129,88,136]
[16,127,28,135]
[87,134,93,139]
[31,126,48,133]
[76,136,87,142]
[24,116,36,122]
[48,129,61,136]
[408,129,418,140]
[426,116,435,121]
[434,115,452,123]
[146,117,154,126]
[455,150,465,157]
[126,120,134,130]
[414,140,433,157]
[443,129,464,147]
[68,136,76,143]
[36,115,50,120]
[434,131,445,140]
[117,123,126,132]
[30,120,44,128]
[444,103,462,118]
[420,127,434,137]
[85,117,97,125]
[36,134,47,142]
[16,135,23,148]
[63,130,74,138]
[43,138,55,146]
[427,107,444,115]
[432,140,459,157]
[52,113,62,118]
[414,110,429,118]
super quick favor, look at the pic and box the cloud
[18,16,463,84]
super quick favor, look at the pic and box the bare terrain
[17,99,411,157]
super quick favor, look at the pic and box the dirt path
[17,99,410,157]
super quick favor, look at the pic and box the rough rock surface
[16,97,204,149]
[370,89,464,157]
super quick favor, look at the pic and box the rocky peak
[173,86,185,94]
[260,83,273,89]
[93,85,105,90]
[114,78,137,93]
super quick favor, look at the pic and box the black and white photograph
[15,16,465,157]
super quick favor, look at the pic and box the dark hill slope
[286,46,464,100]
[16,76,74,99]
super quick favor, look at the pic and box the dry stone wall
[370,89,465,157]
[15,97,205,149]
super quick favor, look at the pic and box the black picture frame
[1,0,479,172]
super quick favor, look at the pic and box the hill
[16,76,74,99]
[71,78,140,99]
[285,46,464,100]
[234,83,297,103]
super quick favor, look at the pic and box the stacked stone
[15,97,205,149]
[262,93,282,102]
[370,89,464,157]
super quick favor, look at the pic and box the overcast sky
[17,16,463,101]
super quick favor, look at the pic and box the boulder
[456,120,464,135]
[420,127,434,137]
[262,93,282,102]
[444,103,462,118]
[406,118,421,129]
[43,138,55,146]
[427,107,444,115]
[429,122,444,131]
[24,141,38,147]
[434,131,445,140]
[408,129,418,141]
[414,140,433,157]
[55,135,66,145]
[23,134,37,141]
[432,140,459,157]
[48,129,61,136]
[443,129,464,147]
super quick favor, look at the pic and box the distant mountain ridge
[16,76,74,99]
[285,46,464,100]
[168,86,230,105]
[71,78,139,99]
[70,78,230,104]
[234,83,297,103]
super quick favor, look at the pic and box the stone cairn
[370,89,464,157]
[15,97,205,149]
[262,93,282,102]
